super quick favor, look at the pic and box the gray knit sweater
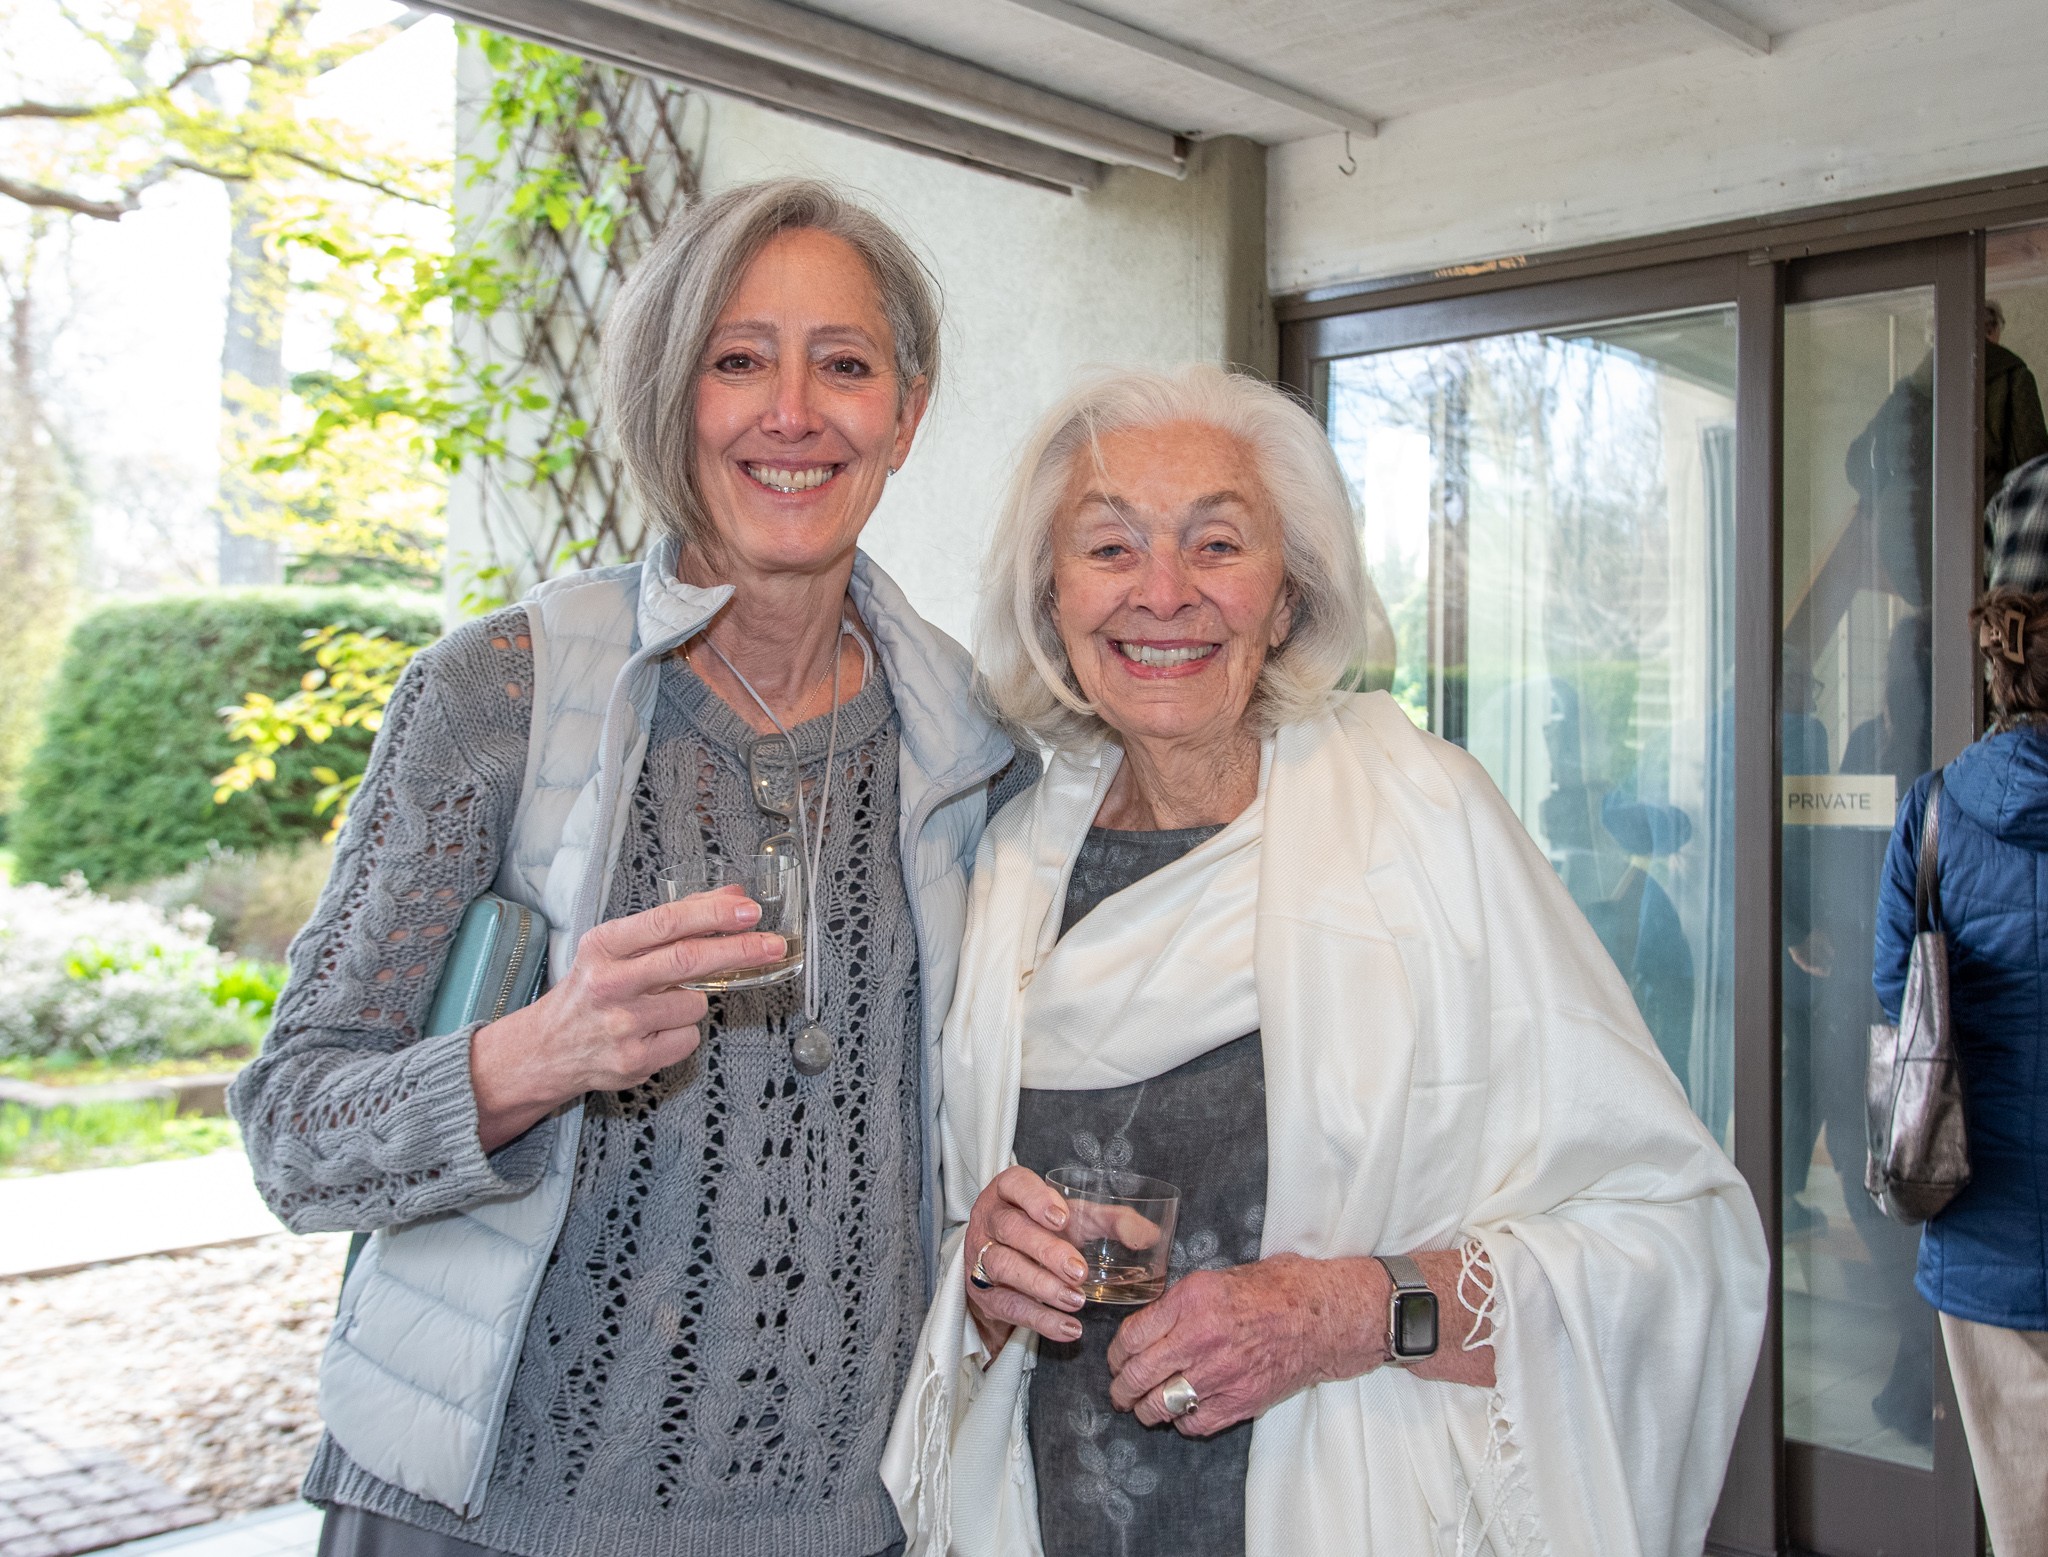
[232,606,931,1557]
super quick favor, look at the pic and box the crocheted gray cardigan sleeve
[229,607,552,1233]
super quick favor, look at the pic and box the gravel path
[0,1232,349,1518]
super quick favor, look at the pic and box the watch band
[1378,1253,1428,1291]
[1375,1254,1439,1365]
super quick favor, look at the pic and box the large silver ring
[1159,1372,1199,1418]
[970,1239,997,1290]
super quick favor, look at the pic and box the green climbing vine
[216,30,699,828]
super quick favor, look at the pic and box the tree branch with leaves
[1,2,425,218]
[6,7,697,832]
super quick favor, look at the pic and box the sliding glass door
[1779,284,1938,1474]
[1285,234,1990,1556]
[1324,307,1739,1137]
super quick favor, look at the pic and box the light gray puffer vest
[317,540,1015,1517]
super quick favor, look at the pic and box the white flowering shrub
[0,878,267,1064]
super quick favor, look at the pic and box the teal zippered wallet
[424,893,549,1039]
[341,892,548,1291]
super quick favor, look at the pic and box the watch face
[1392,1289,1439,1359]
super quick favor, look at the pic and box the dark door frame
[1278,214,2003,1557]
[1767,233,1983,1557]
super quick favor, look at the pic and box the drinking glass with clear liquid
[657,856,804,991]
[1047,1167,1180,1305]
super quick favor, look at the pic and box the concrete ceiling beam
[1646,0,1773,57]
[424,0,1111,190]
[999,0,1379,138]
[574,0,1187,175]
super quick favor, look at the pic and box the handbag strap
[1915,770,1946,935]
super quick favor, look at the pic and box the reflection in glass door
[1988,222,2048,531]
[1325,308,1738,1138]
[1780,286,1939,1472]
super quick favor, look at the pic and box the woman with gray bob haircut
[235,176,1031,1557]
[885,364,1768,1556]
[605,178,943,549]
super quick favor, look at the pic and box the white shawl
[882,693,1768,1557]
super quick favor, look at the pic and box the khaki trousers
[1941,1310,2048,1557]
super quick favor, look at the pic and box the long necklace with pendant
[698,621,864,1076]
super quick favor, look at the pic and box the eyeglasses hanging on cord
[694,620,872,1076]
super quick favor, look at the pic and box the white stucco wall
[1270,0,2048,295]
[447,47,1263,645]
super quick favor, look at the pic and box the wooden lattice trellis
[463,59,702,590]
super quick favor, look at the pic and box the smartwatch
[1374,1254,1439,1365]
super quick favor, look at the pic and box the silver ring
[970,1239,997,1290]
[1159,1372,1199,1418]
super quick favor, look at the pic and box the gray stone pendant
[792,1020,834,1076]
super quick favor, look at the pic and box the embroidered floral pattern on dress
[1172,1226,1226,1274]
[1067,1405,1162,1534]
[1017,825,1264,1557]
[1173,1202,1266,1277]
[1069,1127,1134,1172]
[1068,1088,1142,1175]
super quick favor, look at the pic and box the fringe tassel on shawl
[906,1360,951,1555]
[1453,1241,1543,1557]
[1457,1239,1500,1353]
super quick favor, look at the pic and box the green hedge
[13,589,441,888]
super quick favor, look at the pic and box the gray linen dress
[1011,824,1268,1557]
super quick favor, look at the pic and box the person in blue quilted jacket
[1873,585,2048,1553]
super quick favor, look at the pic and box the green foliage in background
[0,1099,240,1177]
[252,28,654,612]
[203,959,287,1023]
[0,220,88,821]
[0,875,280,1069]
[1,0,455,587]
[138,839,333,962]
[12,589,438,887]
[214,625,425,833]
[9,15,659,847]
[215,31,661,820]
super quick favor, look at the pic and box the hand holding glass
[1048,1167,1180,1305]
[657,856,803,991]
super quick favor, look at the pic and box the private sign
[1781,773,1897,828]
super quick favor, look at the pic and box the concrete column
[1184,135,1274,380]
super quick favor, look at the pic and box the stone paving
[0,1402,214,1557]
[0,1234,347,1523]
[0,1154,348,1557]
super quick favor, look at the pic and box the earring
[887,465,899,476]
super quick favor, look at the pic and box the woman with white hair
[883,365,1768,1556]
[232,178,1030,1557]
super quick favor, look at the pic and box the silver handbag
[1865,771,1971,1224]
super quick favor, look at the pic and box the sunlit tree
[0,0,449,584]
[0,216,86,813]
